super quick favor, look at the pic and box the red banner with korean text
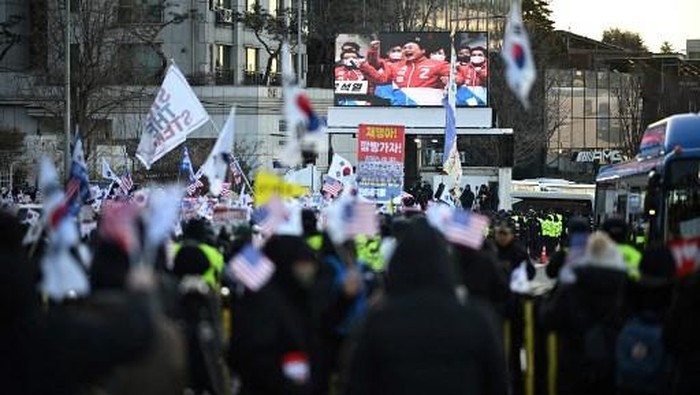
[356,124,405,202]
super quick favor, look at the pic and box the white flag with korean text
[136,63,210,169]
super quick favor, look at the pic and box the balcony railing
[242,71,282,86]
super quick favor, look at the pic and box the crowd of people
[2,185,700,395]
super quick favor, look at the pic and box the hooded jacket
[230,236,324,395]
[342,218,507,395]
[539,232,628,395]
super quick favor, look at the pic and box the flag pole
[203,116,255,196]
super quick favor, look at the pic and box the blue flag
[69,130,91,211]
[180,146,196,182]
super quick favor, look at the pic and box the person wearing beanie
[229,235,331,395]
[540,232,628,395]
[172,219,224,290]
[602,217,642,280]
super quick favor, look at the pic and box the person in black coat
[341,217,508,395]
[667,261,700,394]
[460,184,475,210]
[0,211,156,395]
[539,232,628,395]
[229,235,321,395]
[452,242,509,317]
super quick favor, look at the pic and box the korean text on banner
[356,124,405,202]
[136,63,210,169]
[254,171,308,206]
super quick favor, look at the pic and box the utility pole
[297,0,303,87]
[64,0,71,180]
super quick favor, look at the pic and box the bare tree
[235,3,301,85]
[543,70,571,154]
[0,14,23,65]
[388,0,442,32]
[615,73,644,158]
[25,0,187,159]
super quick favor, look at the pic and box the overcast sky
[549,0,700,53]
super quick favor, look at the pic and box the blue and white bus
[595,113,700,246]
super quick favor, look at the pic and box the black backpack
[615,311,674,394]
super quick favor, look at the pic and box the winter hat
[602,217,628,244]
[173,245,210,278]
[567,216,590,235]
[584,231,626,271]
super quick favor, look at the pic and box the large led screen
[334,32,488,107]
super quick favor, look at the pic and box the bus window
[665,159,700,239]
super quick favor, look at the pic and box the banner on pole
[356,124,405,202]
[136,63,210,169]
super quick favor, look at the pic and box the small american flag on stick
[443,209,490,249]
[321,176,343,198]
[228,244,275,291]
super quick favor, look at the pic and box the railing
[242,71,282,86]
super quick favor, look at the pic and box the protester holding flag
[229,235,324,395]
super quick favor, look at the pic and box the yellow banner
[254,171,307,206]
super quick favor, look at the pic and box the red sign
[669,237,700,278]
[357,124,405,162]
[356,124,405,202]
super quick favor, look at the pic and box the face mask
[389,52,402,60]
[343,59,356,68]
[471,55,485,65]
[430,54,445,62]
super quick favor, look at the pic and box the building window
[270,55,278,73]
[215,44,233,84]
[118,0,164,24]
[212,0,232,8]
[117,44,162,83]
[245,47,259,73]
[268,0,281,15]
[215,44,232,69]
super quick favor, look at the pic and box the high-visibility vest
[307,234,324,252]
[172,242,225,289]
[619,244,642,280]
[355,235,384,272]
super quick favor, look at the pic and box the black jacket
[539,266,627,395]
[454,244,509,315]
[667,273,700,395]
[342,218,508,395]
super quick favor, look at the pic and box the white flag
[136,63,211,169]
[327,154,354,185]
[101,158,121,183]
[199,107,236,196]
[279,42,326,166]
[502,0,536,109]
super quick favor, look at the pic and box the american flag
[229,244,275,291]
[120,173,133,194]
[186,179,204,196]
[251,197,288,236]
[343,201,378,238]
[230,159,243,186]
[321,176,343,197]
[220,182,232,198]
[443,209,490,249]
